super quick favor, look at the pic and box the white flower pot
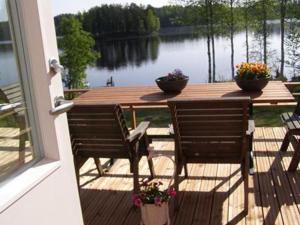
[140,202,170,225]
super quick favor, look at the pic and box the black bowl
[155,77,189,93]
[235,78,269,92]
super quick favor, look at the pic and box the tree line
[177,0,300,81]
[55,4,160,37]
[54,1,300,89]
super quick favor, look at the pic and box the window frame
[0,0,44,185]
[0,0,77,214]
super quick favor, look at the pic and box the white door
[0,0,84,224]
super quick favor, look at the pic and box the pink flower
[132,193,142,207]
[167,188,177,197]
[154,196,162,206]
[141,179,149,187]
[132,193,139,201]
[134,198,142,207]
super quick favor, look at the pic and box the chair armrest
[127,121,150,143]
[247,119,255,135]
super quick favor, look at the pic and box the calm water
[0,25,290,88]
[87,26,285,87]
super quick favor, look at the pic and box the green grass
[124,108,171,128]
[253,106,294,127]
[0,116,18,127]
[124,106,294,128]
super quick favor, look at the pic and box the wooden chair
[168,97,254,213]
[0,83,27,162]
[67,104,155,192]
[280,102,300,171]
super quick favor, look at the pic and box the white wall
[0,0,84,224]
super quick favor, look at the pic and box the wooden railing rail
[64,88,90,94]
[284,82,300,88]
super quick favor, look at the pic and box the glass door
[0,0,40,182]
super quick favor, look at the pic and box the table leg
[130,106,137,129]
[249,102,255,175]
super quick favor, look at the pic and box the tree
[285,20,300,79]
[280,0,287,77]
[244,0,250,62]
[205,0,213,82]
[145,9,160,33]
[59,17,99,89]
[229,0,235,78]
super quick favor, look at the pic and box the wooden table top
[74,81,295,106]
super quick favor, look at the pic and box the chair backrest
[67,104,130,158]
[0,83,24,115]
[168,97,251,164]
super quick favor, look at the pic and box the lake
[0,24,293,88]
[87,25,287,87]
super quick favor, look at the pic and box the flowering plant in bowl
[132,180,176,207]
[163,69,188,81]
[236,62,270,80]
[156,69,189,93]
[235,62,270,91]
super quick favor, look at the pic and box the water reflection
[0,44,19,86]
[87,23,291,87]
[95,36,160,70]
[0,21,295,87]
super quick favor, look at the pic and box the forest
[53,0,300,82]
[55,4,160,37]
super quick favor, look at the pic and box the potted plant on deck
[235,62,270,91]
[156,69,189,93]
[132,180,176,225]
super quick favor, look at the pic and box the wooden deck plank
[264,128,300,224]
[273,127,300,204]
[174,164,205,225]
[262,127,300,225]
[0,127,33,180]
[245,173,264,225]
[83,159,130,225]
[210,164,231,225]
[254,128,284,225]
[191,163,219,225]
[77,127,300,225]
[227,164,246,225]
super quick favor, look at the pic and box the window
[0,0,41,183]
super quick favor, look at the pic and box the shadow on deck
[78,127,300,225]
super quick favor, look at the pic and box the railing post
[130,106,137,129]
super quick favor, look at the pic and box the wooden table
[75,81,294,105]
[75,81,294,126]
[75,81,295,125]
[74,81,295,174]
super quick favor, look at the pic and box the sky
[52,0,176,16]
[0,0,7,22]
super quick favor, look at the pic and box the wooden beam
[130,106,137,129]
[284,82,300,87]
[63,88,90,94]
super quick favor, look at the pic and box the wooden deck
[0,127,33,180]
[78,127,300,225]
